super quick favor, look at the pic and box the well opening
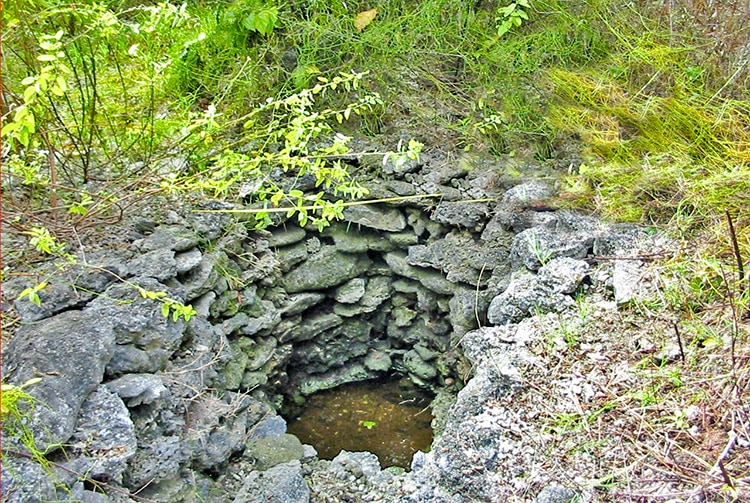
[284,377,434,468]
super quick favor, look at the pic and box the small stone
[267,226,307,247]
[245,434,305,471]
[174,249,203,274]
[536,485,577,503]
[403,350,437,380]
[249,416,288,440]
[126,248,177,281]
[106,374,169,407]
[280,293,326,317]
[283,246,372,293]
[414,343,438,362]
[233,460,309,503]
[241,371,268,389]
[364,349,392,372]
[335,278,367,304]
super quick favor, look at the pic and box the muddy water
[286,379,434,468]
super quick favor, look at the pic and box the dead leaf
[354,8,377,32]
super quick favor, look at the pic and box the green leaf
[161,302,171,318]
[37,54,57,62]
[24,86,37,103]
[55,76,67,93]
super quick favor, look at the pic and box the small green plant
[1,377,48,466]
[1,30,69,150]
[224,0,279,37]
[25,227,66,256]
[526,230,552,266]
[17,282,48,307]
[136,286,197,322]
[495,0,531,38]
[384,139,424,171]
[169,71,383,231]
[359,420,377,430]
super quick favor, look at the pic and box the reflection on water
[286,379,434,468]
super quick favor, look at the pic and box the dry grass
[509,249,750,502]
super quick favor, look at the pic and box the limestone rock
[401,326,529,503]
[509,214,602,271]
[298,364,378,395]
[275,242,309,272]
[123,435,187,490]
[106,373,169,407]
[242,301,282,335]
[538,257,590,294]
[330,451,382,479]
[249,415,288,440]
[431,201,490,231]
[282,246,372,293]
[242,336,279,371]
[327,223,397,253]
[502,180,552,206]
[8,258,122,323]
[87,278,186,376]
[407,229,511,286]
[385,252,455,295]
[134,224,200,252]
[175,248,203,274]
[1,454,56,503]
[68,385,137,482]
[536,485,578,503]
[364,349,393,372]
[343,204,407,232]
[221,341,249,390]
[1,310,115,450]
[127,248,176,281]
[403,350,438,380]
[448,287,485,337]
[180,252,224,300]
[333,276,391,316]
[335,278,367,304]
[487,273,562,326]
[245,434,305,471]
[189,201,235,240]
[268,226,307,247]
[280,292,326,317]
[612,257,645,305]
[233,461,310,503]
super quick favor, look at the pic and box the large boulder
[1,310,115,450]
[402,327,532,503]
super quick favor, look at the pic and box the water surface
[286,379,434,468]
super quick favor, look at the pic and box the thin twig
[672,321,685,363]
[725,211,746,299]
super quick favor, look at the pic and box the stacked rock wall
[1,151,646,502]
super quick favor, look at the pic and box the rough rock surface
[2,310,116,450]
[0,152,656,503]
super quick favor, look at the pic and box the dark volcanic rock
[86,278,186,376]
[1,310,115,450]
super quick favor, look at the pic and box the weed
[525,230,553,267]
[1,378,48,466]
